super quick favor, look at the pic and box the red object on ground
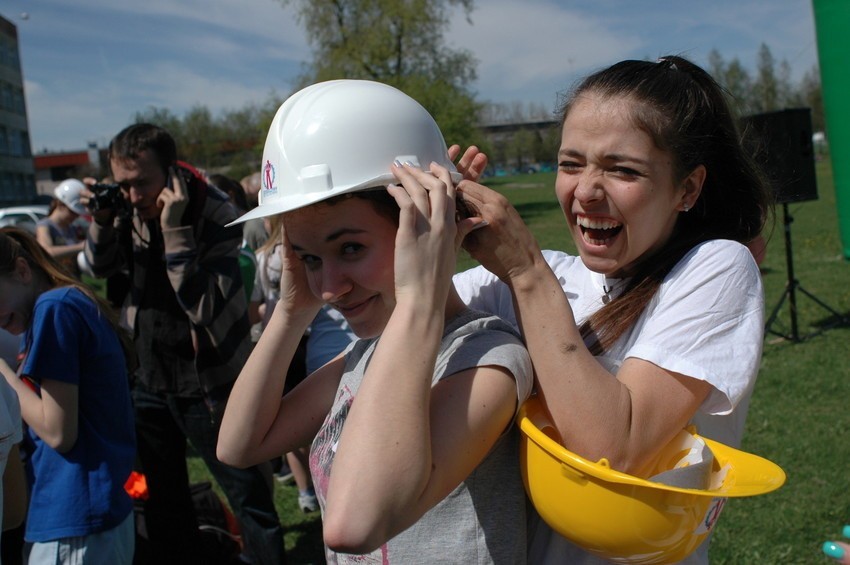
[124,471,149,500]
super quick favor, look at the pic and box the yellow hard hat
[518,396,786,564]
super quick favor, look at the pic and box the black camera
[89,182,123,212]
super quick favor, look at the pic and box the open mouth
[577,215,623,245]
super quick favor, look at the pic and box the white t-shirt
[453,239,765,565]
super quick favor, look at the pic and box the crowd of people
[0,54,810,564]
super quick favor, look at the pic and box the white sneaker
[298,493,319,513]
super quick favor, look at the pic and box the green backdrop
[812,0,850,260]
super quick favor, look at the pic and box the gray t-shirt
[309,309,533,564]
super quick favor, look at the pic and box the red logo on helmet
[263,160,276,193]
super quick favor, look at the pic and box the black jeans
[133,385,286,565]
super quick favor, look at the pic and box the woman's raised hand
[276,222,324,318]
[448,144,488,183]
[457,180,544,284]
[389,161,478,306]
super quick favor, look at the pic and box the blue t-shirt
[20,287,135,542]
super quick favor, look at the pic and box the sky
[2,0,821,153]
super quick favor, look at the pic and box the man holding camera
[83,123,286,564]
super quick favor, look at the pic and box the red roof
[33,151,90,169]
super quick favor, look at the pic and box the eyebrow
[558,148,649,165]
[115,175,146,186]
[290,227,369,251]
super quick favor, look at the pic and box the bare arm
[324,324,518,554]
[219,221,341,467]
[509,263,710,475]
[217,303,343,467]
[321,161,506,553]
[35,224,84,260]
[459,181,711,475]
[1,359,79,453]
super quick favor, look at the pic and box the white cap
[54,179,87,215]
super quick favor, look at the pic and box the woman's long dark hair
[558,56,774,354]
[0,227,136,371]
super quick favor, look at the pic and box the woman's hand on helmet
[276,222,324,318]
[388,161,477,306]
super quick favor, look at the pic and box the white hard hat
[229,80,461,226]
[54,179,87,215]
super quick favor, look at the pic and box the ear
[679,164,706,212]
[13,256,33,284]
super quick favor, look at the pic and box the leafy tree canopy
[280,0,482,148]
[708,44,823,131]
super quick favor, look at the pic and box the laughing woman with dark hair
[453,55,772,564]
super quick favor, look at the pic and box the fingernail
[393,159,402,167]
[470,220,489,231]
[843,525,850,539]
[404,160,416,167]
[824,541,845,560]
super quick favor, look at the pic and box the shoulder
[200,182,238,223]
[36,286,86,308]
[670,239,760,287]
[445,310,523,343]
[653,239,762,308]
[439,311,533,397]
[631,240,764,415]
[189,180,241,244]
[34,287,97,320]
[684,239,754,264]
[453,250,580,289]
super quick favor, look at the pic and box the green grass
[186,456,325,563]
[189,160,850,563]
[708,158,850,564]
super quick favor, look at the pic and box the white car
[0,205,50,233]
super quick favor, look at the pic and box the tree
[279,0,482,148]
[752,43,778,112]
[133,93,283,173]
[181,105,218,169]
[134,107,183,140]
[707,50,754,116]
[800,66,825,132]
[706,46,823,121]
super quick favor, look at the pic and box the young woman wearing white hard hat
[217,80,532,563]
